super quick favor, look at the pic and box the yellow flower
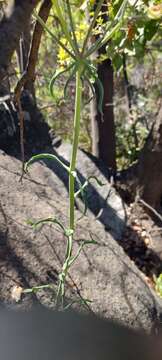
[57,38,70,66]
[58,47,69,62]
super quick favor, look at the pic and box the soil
[121,202,162,291]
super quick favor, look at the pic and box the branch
[0,0,40,91]
[123,52,139,149]
[14,0,52,103]
[138,198,162,225]
[13,0,52,179]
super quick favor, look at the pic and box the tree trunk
[136,104,162,208]
[0,0,52,157]
[90,1,116,172]
[0,0,40,95]
[16,20,36,100]
[90,58,116,172]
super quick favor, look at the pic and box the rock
[0,151,162,332]
[49,143,126,239]
[0,94,51,156]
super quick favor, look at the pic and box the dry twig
[138,198,162,224]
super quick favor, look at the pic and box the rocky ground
[0,143,162,334]
[121,203,162,285]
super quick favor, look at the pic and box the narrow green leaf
[69,237,97,266]
[87,175,106,187]
[50,64,74,99]
[34,11,75,59]
[64,64,77,99]
[86,63,104,116]
[75,175,105,218]
[84,75,96,106]
[75,175,88,216]
[25,153,69,173]
[23,284,53,294]
[28,217,66,234]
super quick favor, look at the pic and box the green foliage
[116,119,148,169]
[115,49,162,168]
[106,1,162,69]
[34,0,162,171]
[155,274,162,297]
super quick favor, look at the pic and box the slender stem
[34,11,76,60]
[84,0,129,58]
[98,0,129,48]
[66,0,80,56]
[56,65,83,308]
[81,0,104,56]
[54,0,77,54]
[69,65,83,230]
[85,19,122,58]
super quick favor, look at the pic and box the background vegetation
[32,1,162,168]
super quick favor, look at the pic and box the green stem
[66,0,80,56]
[81,0,104,56]
[54,0,77,54]
[69,65,83,230]
[84,0,128,58]
[34,11,75,59]
[56,65,83,308]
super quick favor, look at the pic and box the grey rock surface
[0,151,162,332]
[50,143,126,239]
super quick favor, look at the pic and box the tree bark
[0,0,51,157]
[90,1,116,172]
[0,0,40,95]
[136,104,162,208]
[14,0,52,104]
[91,58,116,171]
[116,104,162,209]
[16,20,36,99]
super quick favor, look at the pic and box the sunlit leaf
[148,4,162,19]
[25,153,69,173]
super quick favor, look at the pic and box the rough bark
[90,1,116,172]
[116,104,162,208]
[0,0,52,157]
[137,104,162,208]
[14,0,52,104]
[16,20,35,96]
[16,22,31,75]
[0,0,40,95]
[123,53,138,149]
[91,59,116,172]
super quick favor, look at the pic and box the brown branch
[17,98,25,182]
[0,0,40,92]
[13,0,52,176]
[14,0,52,103]
[138,198,162,225]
